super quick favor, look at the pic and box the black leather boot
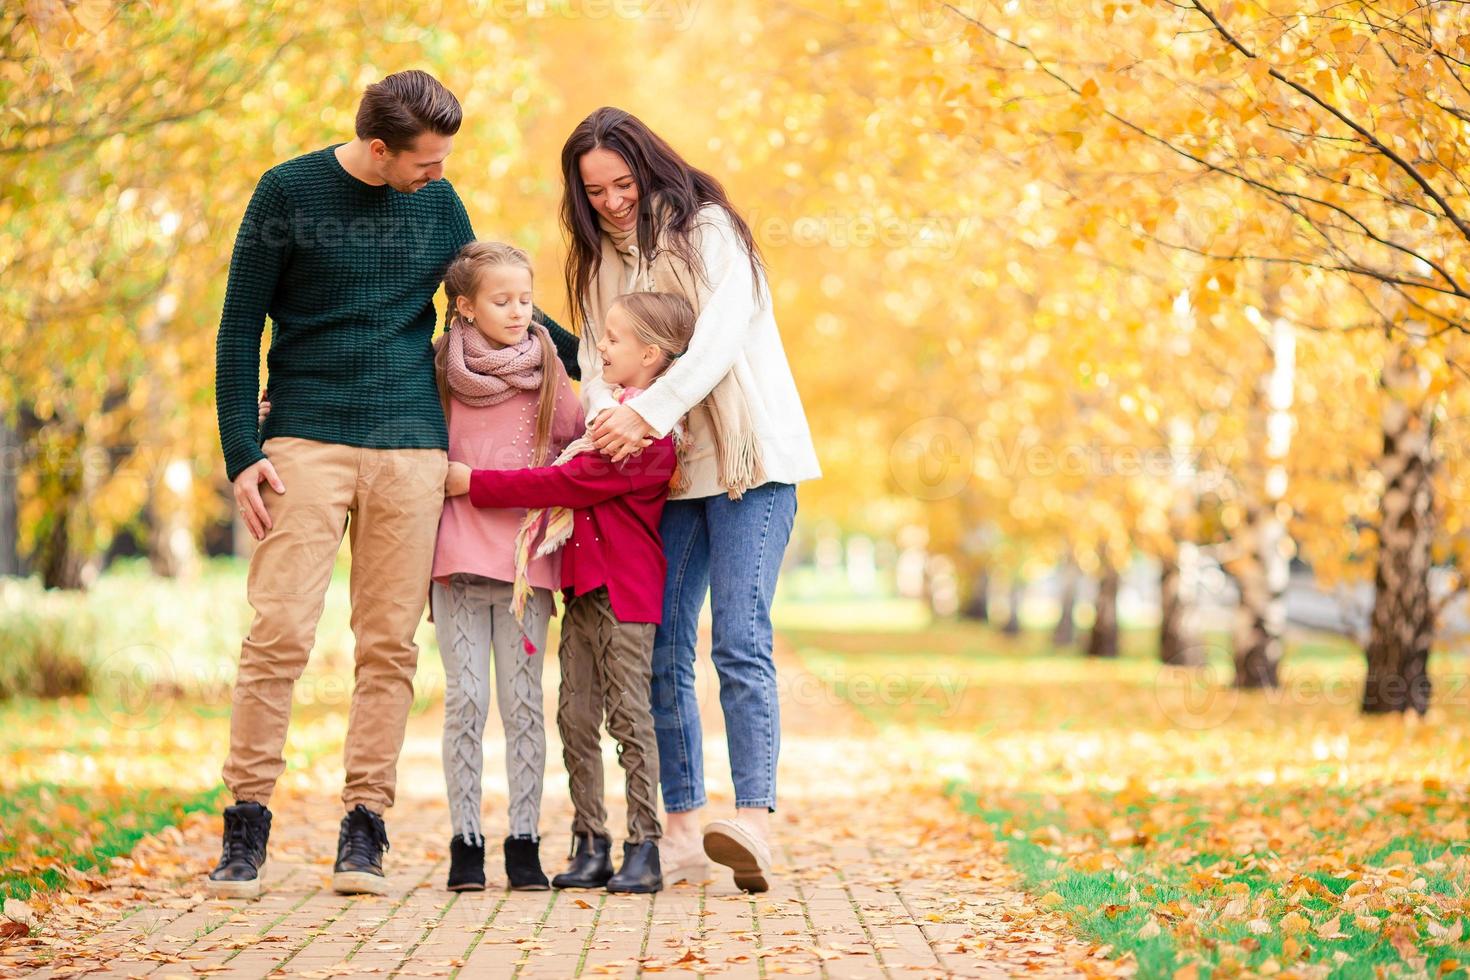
[607,840,662,894]
[551,831,613,889]
[206,801,271,899]
[504,835,550,891]
[447,835,486,892]
[332,804,390,895]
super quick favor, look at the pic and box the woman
[558,106,821,892]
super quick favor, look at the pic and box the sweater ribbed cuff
[624,383,686,440]
[224,442,267,484]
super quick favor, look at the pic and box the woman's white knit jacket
[578,203,822,501]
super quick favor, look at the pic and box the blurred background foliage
[5,0,1470,718]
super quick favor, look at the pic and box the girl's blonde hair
[436,241,560,466]
[609,291,695,377]
[611,292,697,491]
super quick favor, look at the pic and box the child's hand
[257,389,271,427]
[445,461,471,497]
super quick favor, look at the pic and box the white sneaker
[702,819,772,893]
[658,836,710,885]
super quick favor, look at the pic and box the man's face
[372,131,453,192]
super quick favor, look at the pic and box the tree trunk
[923,554,958,618]
[1161,415,1204,666]
[1002,575,1023,635]
[1362,342,1436,714]
[148,459,198,579]
[0,415,20,576]
[1230,525,1283,687]
[1052,558,1077,647]
[961,563,990,622]
[32,426,94,590]
[37,511,87,588]
[1159,547,1204,666]
[1086,550,1120,658]
[1229,315,1294,689]
[140,296,198,579]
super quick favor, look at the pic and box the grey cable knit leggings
[431,573,550,846]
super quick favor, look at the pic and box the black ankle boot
[504,835,550,891]
[607,840,662,894]
[551,832,613,889]
[206,801,271,899]
[447,835,486,892]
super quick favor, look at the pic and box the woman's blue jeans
[650,481,797,813]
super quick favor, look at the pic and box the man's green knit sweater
[215,143,579,482]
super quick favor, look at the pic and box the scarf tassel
[507,438,592,653]
[718,430,766,501]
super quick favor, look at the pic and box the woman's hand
[257,389,271,428]
[591,405,655,463]
[445,461,472,497]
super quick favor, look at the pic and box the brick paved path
[4,637,1104,979]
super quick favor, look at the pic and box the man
[209,69,578,899]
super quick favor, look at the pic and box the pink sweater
[431,362,584,589]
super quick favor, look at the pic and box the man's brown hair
[355,70,462,152]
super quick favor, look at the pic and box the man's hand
[591,405,655,463]
[234,457,285,541]
[446,461,472,497]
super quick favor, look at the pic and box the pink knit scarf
[441,319,545,407]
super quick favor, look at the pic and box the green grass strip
[949,786,1189,975]
[0,782,229,901]
[948,784,1470,978]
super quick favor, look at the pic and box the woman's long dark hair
[559,106,765,333]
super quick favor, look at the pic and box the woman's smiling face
[579,147,639,231]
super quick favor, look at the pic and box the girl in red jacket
[445,291,694,894]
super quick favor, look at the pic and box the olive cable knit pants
[557,586,662,845]
[430,574,550,846]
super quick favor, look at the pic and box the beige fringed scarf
[587,195,765,500]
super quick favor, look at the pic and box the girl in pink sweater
[429,241,582,892]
